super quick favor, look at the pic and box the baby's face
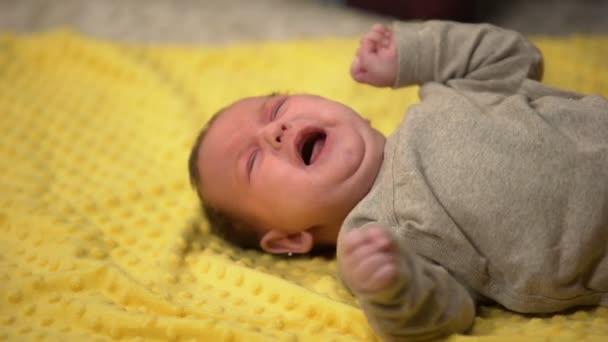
[198,94,385,245]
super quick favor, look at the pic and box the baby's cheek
[262,167,308,199]
[262,156,295,177]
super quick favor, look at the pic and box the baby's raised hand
[337,225,400,294]
[350,24,398,87]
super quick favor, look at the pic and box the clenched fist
[337,225,400,294]
[350,24,398,87]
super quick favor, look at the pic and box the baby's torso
[342,82,608,312]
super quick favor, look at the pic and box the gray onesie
[339,20,608,341]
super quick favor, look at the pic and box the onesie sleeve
[340,225,476,342]
[392,20,544,93]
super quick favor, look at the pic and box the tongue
[309,138,325,164]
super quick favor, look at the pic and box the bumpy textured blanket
[0,30,607,341]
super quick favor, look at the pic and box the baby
[189,20,608,341]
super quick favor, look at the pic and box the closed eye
[247,149,259,178]
[270,96,287,121]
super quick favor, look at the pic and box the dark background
[0,0,606,44]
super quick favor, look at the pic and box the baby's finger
[356,255,398,292]
[382,27,393,37]
[365,30,384,44]
[356,252,395,278]
[371,24,389,34]
[349,252,390,283]
[364,227,394,247]
[351,70,371,85]
[371,233,394,252]
[379,26,393,46]
[367,263,398,291]
[346,238,390,268]
[360,35,375,52]
[339,230,370,255]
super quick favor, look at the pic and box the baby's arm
[352,21,543,93]
[337,224,475,342]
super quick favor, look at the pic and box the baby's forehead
[214,96,265,123]
[198,97,263,167]
[227,97,256,111]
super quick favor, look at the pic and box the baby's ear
[260,230,313,255]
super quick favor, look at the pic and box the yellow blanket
[0,30,607,341]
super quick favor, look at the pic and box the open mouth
[299,131,327,166]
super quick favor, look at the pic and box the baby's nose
[263,122,288,149]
